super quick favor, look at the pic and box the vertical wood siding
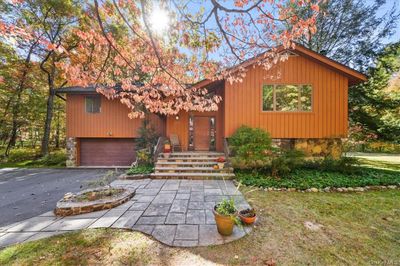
[166,87,225,151]
[66,95,166,138]
[224,55,349,138]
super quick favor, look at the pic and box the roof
[199,44,367,87]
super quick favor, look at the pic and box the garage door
[80,138,136,166]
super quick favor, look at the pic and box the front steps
[151,152,235,179]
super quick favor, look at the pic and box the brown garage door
[80,138,136,166]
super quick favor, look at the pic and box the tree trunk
[4,38,38,157]
[55,108,60,149]
[4,69,28,156]
[41,86,55,156]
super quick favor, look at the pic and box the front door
[194,116,210,151]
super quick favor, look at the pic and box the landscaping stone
[132,224,155,235]
[143,204,171,216]
[136,216,166,225]
[186,209,205,224]
[129,202,151,211]
[6,216,58,232]
[175,193,190,200]
[188,201,205,209]
[152,193,176,204]
[198,225,224,246]
[45,218,97,231]
[152,225,177,245]
[165,213,186,224]
[54,187,135,217]
[175,225,198,240]
[112,211,143,228]
[89,209,126,228]
[0,232,37,247]
[0,179,252,248]
[173,240,198,247]
[170,199,188,213]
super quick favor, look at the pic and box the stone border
[259,185,399,193]
[119,173,151,180]
[55,187,135,216]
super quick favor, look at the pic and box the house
[58,44,367,167]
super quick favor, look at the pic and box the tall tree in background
[0,0,81,156]
[350,43,400,141]
[291,0,399,72]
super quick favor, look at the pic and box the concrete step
[154,166,233,173]
[150,172,235,180]
[157,157,221,162]
[159,152,224,157]
[156,161,218,166]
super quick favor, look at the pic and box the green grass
[1,190,399,265]
[0,149,66,168]
[358,158,400,171]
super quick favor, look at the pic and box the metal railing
[153,136,167,162]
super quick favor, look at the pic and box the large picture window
[262,84,312,112]
[85,95,101,113]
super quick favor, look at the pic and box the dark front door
[194,117,210,151]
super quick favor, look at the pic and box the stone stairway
[151,152,235,179]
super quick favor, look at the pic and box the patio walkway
[0,179,253,248]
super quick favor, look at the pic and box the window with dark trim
[262,84,312,112]
[85,95,101,113]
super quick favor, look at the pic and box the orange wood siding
[66,95,165,138]
[166,87,225,151]
[224,55,349,139]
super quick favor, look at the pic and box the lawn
[1,190,399,265]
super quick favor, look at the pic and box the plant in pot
[213,198,240,236]
[216,156,226,169]
[164,140,171,158]
[238,208,257,225]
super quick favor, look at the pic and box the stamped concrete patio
[0,179,253,248]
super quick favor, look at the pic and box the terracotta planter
[239,211,256,225]
[213,206,236,236]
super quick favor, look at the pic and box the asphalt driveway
[0,168,119,227]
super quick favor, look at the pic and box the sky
[369,0,400,43]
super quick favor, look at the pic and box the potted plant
[216,156,226,169]
[213,198,240,236]
[238,208,257,225]
[164,140,171,158]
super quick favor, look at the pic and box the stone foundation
[294,138,343,159]
[66,137,77,167]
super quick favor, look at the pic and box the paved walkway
[0,179,253,248]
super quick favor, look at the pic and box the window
[262,84,312,112]
[85,95,101,113]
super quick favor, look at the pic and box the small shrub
[136,117,160,154]
[36,151,66,166]
[86,171,116,188]
[229,126,274,169]
[126,164,154,175]
[304,156,360,174]
[136,149,152,165]
[270,149,305,178]
[7,148,39,162]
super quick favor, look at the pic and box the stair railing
[153,136,167,162]
[223,138,231,165]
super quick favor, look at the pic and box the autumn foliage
[1,0,320,118]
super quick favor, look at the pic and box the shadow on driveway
[0,168,120,227]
